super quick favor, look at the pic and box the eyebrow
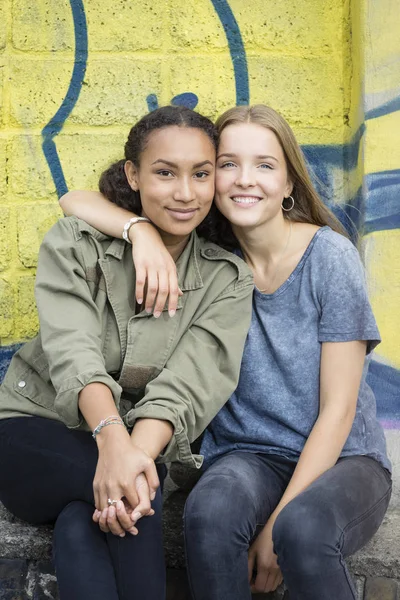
[151,159,214,168]
[217,153,279,163]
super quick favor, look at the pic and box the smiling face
[215,122,293,230]
[125,126,215,241]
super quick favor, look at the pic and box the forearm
[59,190,138,238]
[271,408,355,520]
[78,382,122,432]
[130,418,174,460]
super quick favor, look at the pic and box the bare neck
[233,214,291,270]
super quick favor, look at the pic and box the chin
[224,211,259,228]
[167,222,202,237]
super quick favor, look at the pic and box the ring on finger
[107,498,118,507]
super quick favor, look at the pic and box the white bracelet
[122,216,151,243]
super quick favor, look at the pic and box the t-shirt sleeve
[318,246,381,354]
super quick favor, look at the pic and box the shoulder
[315,226,357,254]
[41,217,120,264]
[44,216,111,245]
[196,235,253,288]
[310,227,360,268]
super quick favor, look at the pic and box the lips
[166,207,199,221]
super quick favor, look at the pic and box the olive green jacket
[0,217,253,467]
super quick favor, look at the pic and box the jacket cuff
[54,370,123,429]
[124,405,203,468]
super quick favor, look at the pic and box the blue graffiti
[366,96,400,121]
[367,361,400,422]
[147,92,199,112]
[42,0,248,195]
[172,93,199,110]
[210,0,249,105]
[146,94,159,112]
[365,169,400,233]
[41,0,88,198]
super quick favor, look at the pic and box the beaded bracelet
[92,415,125,439]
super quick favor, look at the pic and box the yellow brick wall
[0,1,399,437]
[0,0,351,342]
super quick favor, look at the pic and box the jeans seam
[339,554,357,600]
[183,503,198,600]
[340,485,392,540]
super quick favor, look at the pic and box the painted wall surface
[0,1,399,495]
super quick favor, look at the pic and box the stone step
[0,498,398,599]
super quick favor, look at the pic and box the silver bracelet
[122,216,151,243]
[92,415,125,439]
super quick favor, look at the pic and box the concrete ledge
[348,510,400,579]
[0,491,399,600]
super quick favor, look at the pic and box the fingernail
[137,298,143,304]
[145,307,152,314]
[102,508,108,518]
[129,528,138,535]
[116,501,123,511]
[132,512,142,521]
[168,309,176,318]
[119,533,126,538]
[150,491,156,500]
[109,506,115,517]
[149,509,155,516]
[153,311,161,319]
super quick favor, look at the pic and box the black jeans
[184,451,392,600]
[0,417,166,600]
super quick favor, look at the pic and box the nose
[173,176,196,203]
[235,167,255,188]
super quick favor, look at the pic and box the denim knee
[53,500,95,555]
[184,471,258,565]
[272,495,339,574]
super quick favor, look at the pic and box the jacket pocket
[13,353,57,413]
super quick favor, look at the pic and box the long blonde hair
[215,105,347,236]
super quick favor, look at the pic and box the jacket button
[18,381,26,388]
[205,249,215,257]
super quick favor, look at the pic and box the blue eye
[220,162,236,168]
[259,163,273,169]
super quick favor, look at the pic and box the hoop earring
[282,195,295,212]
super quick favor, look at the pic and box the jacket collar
[175,231,203,292]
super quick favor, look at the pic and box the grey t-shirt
[201,227,391,472]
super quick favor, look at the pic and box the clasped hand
[92,429,159,537]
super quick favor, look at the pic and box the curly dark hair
[99,105,218,240]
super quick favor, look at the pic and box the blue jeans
[184,451,392,600]
[0,417,166,600]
